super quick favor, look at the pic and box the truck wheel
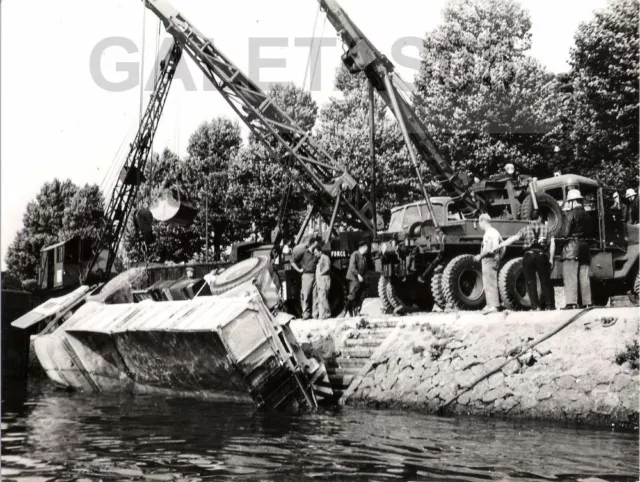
[387,278,434,313]
[378,277,394,314]
[209,256,270,295]
[431,267,447,310]
[520,192,564,238]
[498,257,532,310]
[442,255,485,310]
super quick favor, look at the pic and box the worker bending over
[491,209,556,310]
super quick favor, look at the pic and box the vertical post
[369,83,378,237]
[205,178,209,264]
[383,73,439,229]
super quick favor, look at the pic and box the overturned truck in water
[24,259,333,411]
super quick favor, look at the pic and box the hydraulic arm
[144,0,378,237]
[318,0,485,217]
[84,41,183,282]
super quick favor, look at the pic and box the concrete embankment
[290,307,639,428]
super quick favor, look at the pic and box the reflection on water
[2,380,638,481]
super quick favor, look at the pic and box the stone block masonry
[290,308,639,428]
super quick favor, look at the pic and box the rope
[309,16,327,92]
[440,307,595,410]
[302,5,321,91]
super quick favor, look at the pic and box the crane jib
[143,0,378,235]
[318,0,484,217]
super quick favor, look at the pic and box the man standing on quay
[474,214,504,315]
[291,237,321,320]
[558,189,594,309]
[344,240,369,317]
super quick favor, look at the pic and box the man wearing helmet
[623,188,639,225]
[558,189,594,309]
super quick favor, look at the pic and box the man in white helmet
[623,188,639,225]
[557,189,594,309]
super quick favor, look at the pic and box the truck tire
[520,192,564,238]
[386,278,412,314]
[431,268,447,310]
[209,256,271,295]
[387,278,434,313]
[378,276,394,314]
[442,255,485,310]
[498,257,532,310]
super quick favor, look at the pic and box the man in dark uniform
[491,209,556,310]
[291,237,320,319]
[344,240,368,317]
[557,189,594,309]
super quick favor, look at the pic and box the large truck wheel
[386,277,434,313]
[520,192,564,238]
[378,276,394,314]
[442,255,485,310]
[430,265,447,310]
[209,256,270,295]
[498,257,532,310]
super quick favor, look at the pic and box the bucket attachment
[150,188,199,227]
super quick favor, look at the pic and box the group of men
[475,186,634,314]
[291,237,369,320]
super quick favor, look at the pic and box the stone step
[340,347,376,359]
[333,357,369,370]
[344,339,384,348]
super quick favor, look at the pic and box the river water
[2,379,638,482]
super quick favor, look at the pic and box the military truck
[377,174,639,312]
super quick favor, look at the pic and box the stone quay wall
[291,307,639,428]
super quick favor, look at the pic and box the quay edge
[289,307,640,428]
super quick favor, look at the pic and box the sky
[0,0,607,270]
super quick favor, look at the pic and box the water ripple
[1,380,638,481]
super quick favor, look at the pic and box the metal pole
[205,179,209,264]
[383,73,439,229]
[369,83,378,237]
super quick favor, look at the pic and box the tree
[183,117,243,260]
[317,66,426,220]
[226,83,318,242]
[413,0,559,180]
[5,179,104,282]
[563,0,639,187]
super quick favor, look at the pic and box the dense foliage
[7,0,638,277]
[5,179,105,283]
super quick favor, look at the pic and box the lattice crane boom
[84,40,183,282]
[318,0,485,217]
[144,0,378,236]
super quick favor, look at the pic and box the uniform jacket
[346,251,366,282]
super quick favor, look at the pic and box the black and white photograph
[1,0,639,480]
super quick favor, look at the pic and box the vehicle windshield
[387,202,446,232]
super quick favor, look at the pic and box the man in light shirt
[474,214,504,314]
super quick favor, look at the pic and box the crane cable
[302,5,321,92]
